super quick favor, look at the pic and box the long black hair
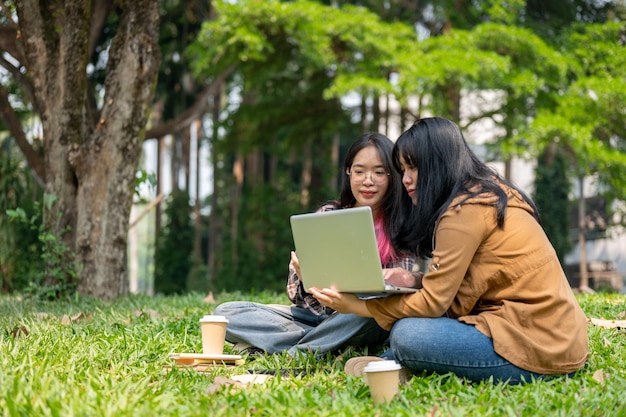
[392,117,540,259]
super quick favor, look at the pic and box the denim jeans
[213,301,389,357]
[381,317,554,385]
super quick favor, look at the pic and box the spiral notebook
[290,206,417,294]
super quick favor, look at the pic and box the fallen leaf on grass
[133,309,161,319]
[61,312,91,325]
[593,370,608,383]
[588,318,626,329]
[8,325,29,338]
[206,374,273,395]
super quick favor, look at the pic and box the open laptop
[289,206,417,295]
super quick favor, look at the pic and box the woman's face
[347,145,389,216]
[399,156,418,205]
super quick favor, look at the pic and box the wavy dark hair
[324,132,412,255]
[392,117,540,259]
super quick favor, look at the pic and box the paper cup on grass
[363,360,402,403]
[199,315,228,355]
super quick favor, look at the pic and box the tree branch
[145,67,234,140]
[0,26,25,63]
[0,55,37,112]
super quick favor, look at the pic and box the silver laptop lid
[290,206,389,293]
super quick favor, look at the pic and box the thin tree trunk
[231,153,244,264]
[183,125,191,190]
[360,92,369,132]
[383,94,390,137]
[330,133,340,191]
[193,119,202,269]
[208,89,222,288]
[372,93,380,133]
[246,150,264,254]
[156,136,164,245]
[300,142,312,208]
[578,175,590,290]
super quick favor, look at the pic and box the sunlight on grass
[1,291,624,416]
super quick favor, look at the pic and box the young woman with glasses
[213,132,418,357]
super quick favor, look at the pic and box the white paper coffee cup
[362,360,402,403]
[199,315,228,355]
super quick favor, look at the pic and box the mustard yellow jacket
[366,185,589,374]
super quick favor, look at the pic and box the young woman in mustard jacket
[311,117,589,384]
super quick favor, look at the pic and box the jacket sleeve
[366,204,488,330]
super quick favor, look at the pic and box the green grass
[1,291,625,416]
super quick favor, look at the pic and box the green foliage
[0,150,42,292]
[154,190,194,295]
[0,292,624,416]
[213,183,307,293]
[480,0,526,24]
[6,195,81,300]
[525,22,626,202]
[189,0,415,101]
[533,146,573,263]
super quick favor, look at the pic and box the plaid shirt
[286,205,416,316]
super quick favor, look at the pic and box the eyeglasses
[348,169,390,184]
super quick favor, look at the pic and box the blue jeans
[382,317,556,385]
[213,301,389,357]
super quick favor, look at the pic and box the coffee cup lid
[199,315,229,323]
[362,360,402,373]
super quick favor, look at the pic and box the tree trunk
[577,175,590,290]
[231,153,244,264]
[192,119,202,271]
[300,142,312,208]
[208,91,222,288]
[330,133,340,191]
[360,92,369,132]
[15,0,161,298]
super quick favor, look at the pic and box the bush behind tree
[0,149,43,293]
[154,190,194,295]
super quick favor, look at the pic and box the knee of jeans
[388,320,414,352]
[213,301,241,316]
[213,304,226,315]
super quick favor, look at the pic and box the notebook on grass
[290,206,417,295]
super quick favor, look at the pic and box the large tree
[0,1,161,297]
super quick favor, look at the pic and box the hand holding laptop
[289,251,302,279]
[308,287,370,317]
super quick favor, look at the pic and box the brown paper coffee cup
[199,315,228,355]
[363,360,402,403]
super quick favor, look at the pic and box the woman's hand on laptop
[383,267,422,289]
[308,287,371,317]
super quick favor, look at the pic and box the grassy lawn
[1,291,624,416]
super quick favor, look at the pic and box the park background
[1,0,626,300]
